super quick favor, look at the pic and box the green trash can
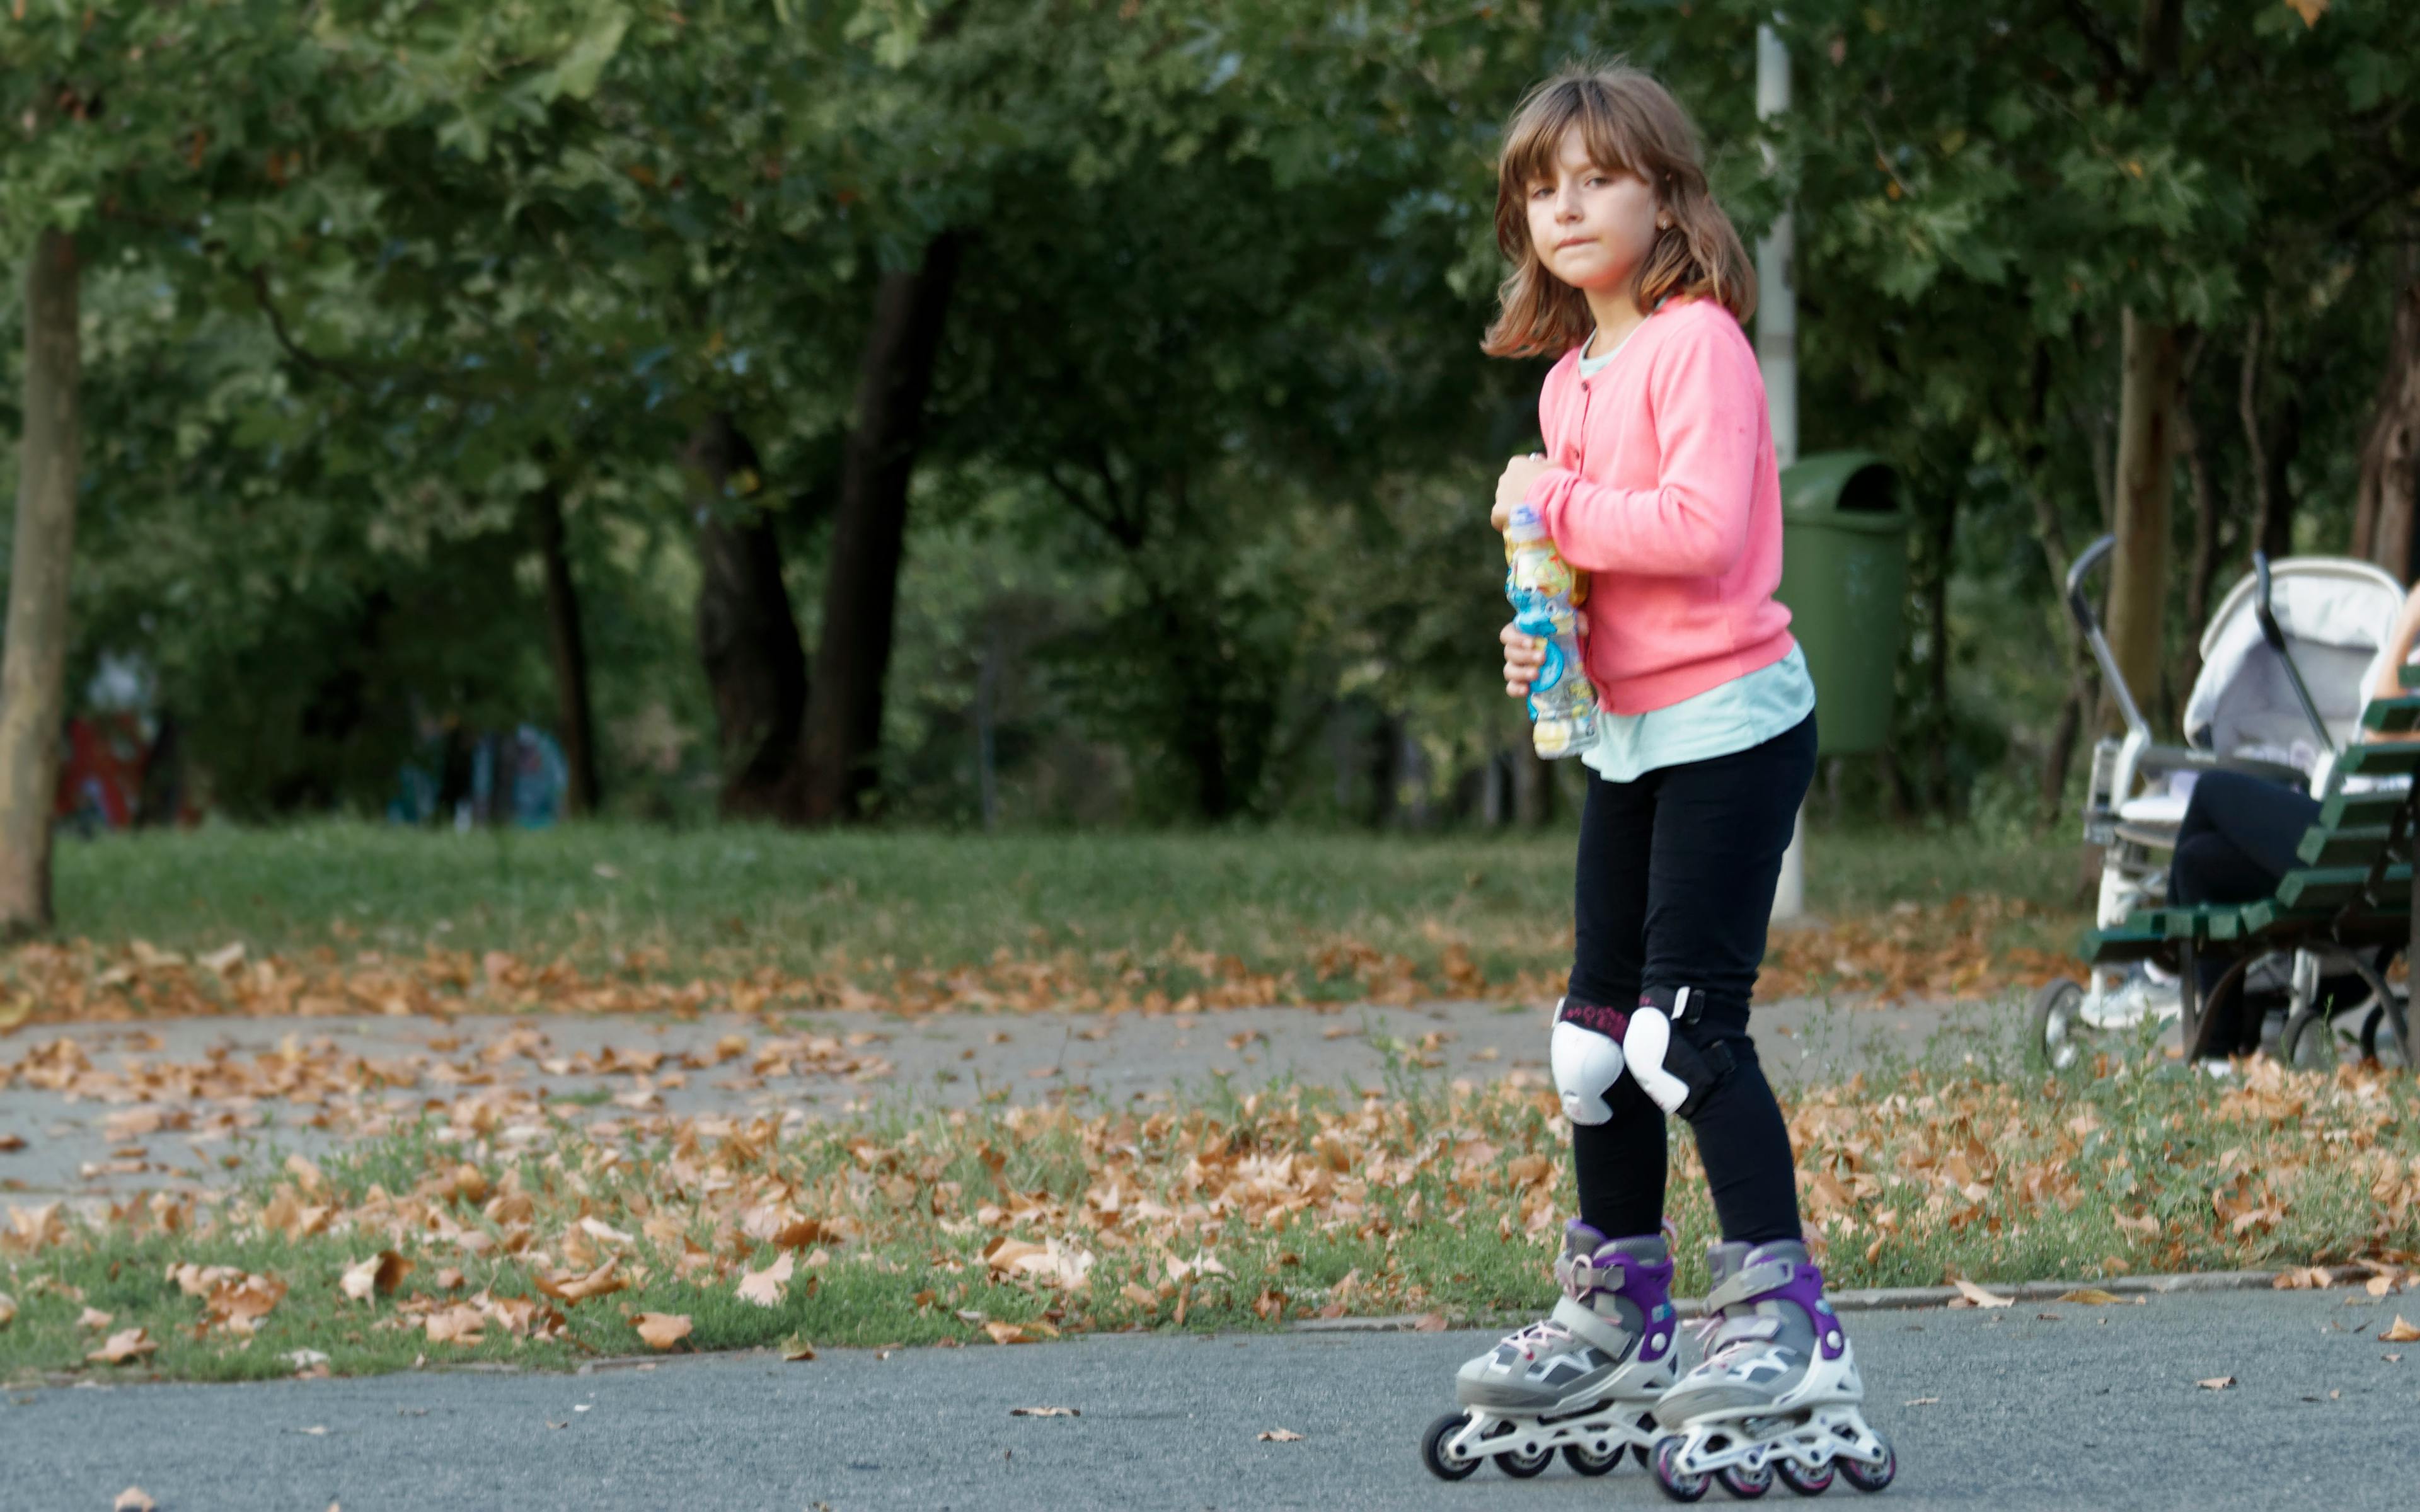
[1776,452,1910,757]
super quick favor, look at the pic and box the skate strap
[1702,1260,1796,1314]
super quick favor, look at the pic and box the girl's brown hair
[1482,63,1756,358]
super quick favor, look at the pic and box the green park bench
[2078,685,2420,1066]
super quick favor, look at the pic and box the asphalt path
[11,1286,2414,1511]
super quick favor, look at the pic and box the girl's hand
[1501,610,1586,698]
[1491,453,1551,530]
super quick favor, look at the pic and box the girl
[1435,65,1893,1496]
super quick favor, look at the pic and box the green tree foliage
[5,0,2416,840]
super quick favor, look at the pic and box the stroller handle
[2063,534,2150,739]
[2252,551,2337,757]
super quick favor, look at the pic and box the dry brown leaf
[2283,0,2327,27]
[633,1312,693,1351]
[1258,1428,1305,1442]
[1010,1406,1080,1417]
[2380,1316,2420,1344]
[0,1133,25,1152]
[2057,1288,2122,1306]
[534,1259,625,1304]
[738,1251,794,1309]
[88,1327,158,1364]
[0,1292,14,1329]
[1411,1312,1449,1332]
[113,1490,157,1512]
[338,1250,412,1302]
[2365,1274,2396,1298]
[79,1305,115,1330]
[1952,1280,2014,1309]
[422,1304,487,1345]
[781,1335,817,1362]
[2196,1376,2237,1390]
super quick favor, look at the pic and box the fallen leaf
[0,1133,25,1152]
[1411,1312,1449,1332]
[2114,1213,2160,1238]
[2380,1316,2420,1344]
[2366,1274,2397,1298]
[79,1306,115,1330]
[534,1259,625,1303]
[88,1327,158,1364]
[1952,1280,2014,1309]
[1258,1428,1305,1442]
[422,1304,487,1346]
[984,1319,1056,1344]
[340,1250,412,1302]
[2196,1376,2237,1390]
[2057,1288,2122,1305]
[737,1251,794,1309]
[114,1491,156,1512]
[1011,1406,1080,1417]
[0,1292,13,1329]
[633,1312,692,1351]
[781,1335,817,1362]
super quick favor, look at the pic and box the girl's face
[1524,123,1661,296]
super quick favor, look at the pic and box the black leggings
[1566,713,1816,1247]
[2169,770,2322,1054]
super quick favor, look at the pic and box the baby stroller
[2031,535,2409,1070]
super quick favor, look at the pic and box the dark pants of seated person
[2169,770,2322,1055]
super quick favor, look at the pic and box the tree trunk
[800,233,962,825]
[689,413,809,819]
[0,228,81,940]
[1511,736,1553,827]
[2099,309,2182,734]
[2178,401,2224,690]
[530,476,601,817]
[2354,248,2420,584]
[1925,499,1954,810]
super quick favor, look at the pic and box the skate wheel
[1563,1440,1622,1476]
[1838,1435,1896,1494]
[1652,1435,1710,1504]
[1495,1440,1553,1478]
[1420,1411,1481,1482]
[1721,1461,1775,1499]
[1777,1457,1836,1496]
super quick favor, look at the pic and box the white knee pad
[1550,1019,1625,1125]
[1620,1004,1690,1115]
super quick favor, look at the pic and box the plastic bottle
[1503,501,1598,759]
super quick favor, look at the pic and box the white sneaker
[2083,968,2182,1030]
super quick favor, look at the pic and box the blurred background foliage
[3,0,2416,835]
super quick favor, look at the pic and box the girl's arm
[1523,317,1763,578]
[2361,581,2420,742]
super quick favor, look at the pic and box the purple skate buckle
[1556,997,1632,1040]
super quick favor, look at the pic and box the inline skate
[1420,1222,1678,1480]
[1647,1240,1894,1500]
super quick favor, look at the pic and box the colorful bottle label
[1503,503,1598,759]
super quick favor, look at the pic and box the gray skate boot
[1649,1239,1896,1499]
[1420,1220,1677,1481]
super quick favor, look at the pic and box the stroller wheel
[2279,1004,2349,1071]
[2360,1000,2408,1068]
[2030,978,2091,1073]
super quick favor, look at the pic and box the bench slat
[2362,696,2420,734]
[2337,743,2420,777]
[2296,824,2392,867]
[2274,863,2414,911]
[2318,788,2411,828]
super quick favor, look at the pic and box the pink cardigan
[1522,298,1796,715]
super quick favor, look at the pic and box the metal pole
[1756,20,1809,921]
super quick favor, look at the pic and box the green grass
[45,820,2090,982]
[6,1032,2409,1385]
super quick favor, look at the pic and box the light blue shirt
[1579,645,1816,782]
[1573,331,1816,783]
